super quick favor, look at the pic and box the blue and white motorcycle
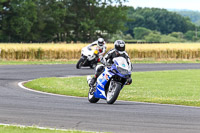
[87,57,132,104]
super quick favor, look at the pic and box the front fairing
[112,65,131,79]
[81,47,96,61]
[111,57,132,79]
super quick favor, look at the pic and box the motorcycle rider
[86,38,107,62]
[89,40,132,88]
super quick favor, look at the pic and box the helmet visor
[117,46,125,51]
[98,42,104,46]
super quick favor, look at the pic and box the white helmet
[97,38,104,47]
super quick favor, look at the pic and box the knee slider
[96,64,104,72]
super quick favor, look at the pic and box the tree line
[0,0,127,42]
[0,0,199,43]
[121,7,200,43]
[174,10,200,26]
[110,7,200,43]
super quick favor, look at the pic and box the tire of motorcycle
[88,88,99,103]
[76,58,84,69]
[106,81,121,104]
[90,63,97,69]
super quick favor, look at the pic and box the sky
[125,0,200,11]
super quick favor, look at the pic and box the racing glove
[126,78,132,85]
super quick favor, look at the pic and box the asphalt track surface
[1,63,200,133]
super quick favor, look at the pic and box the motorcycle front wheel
[106,81,121,104]
[88,87,99,103]
[76,58,84,69]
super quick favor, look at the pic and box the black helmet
[97,38,104,47]
[114,40,125,54]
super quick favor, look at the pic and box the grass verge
[0,59,200,65]
[0,60,77,65]
[0,125,95,133]
[24,69,200,107]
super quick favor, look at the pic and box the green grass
[24,69,200,107]
[132,59,200,64]
[0,59,200,65]
[0,125,95,133]
[25,77,89,97]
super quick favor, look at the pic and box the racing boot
[89,77,97,87]
[87,76,96,87]
[87,76,97,94]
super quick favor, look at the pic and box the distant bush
[133,27,152,40]
[144,33,162,42]
[160,35,184,43]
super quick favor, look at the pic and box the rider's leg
[90,64,104,86]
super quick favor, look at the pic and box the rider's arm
[124,52,131,65]
[127,57,131,66]
[86,41,97,49]
[102,49,115,65]
[102,44,107,54]
[125,52,133,85]
[99,45,107,56]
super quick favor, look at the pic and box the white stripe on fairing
[18,77,200,109]
[96,87,106,98]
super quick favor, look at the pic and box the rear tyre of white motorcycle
[88,88,99,103]
[106,82,121,104]
[76,58,84,69]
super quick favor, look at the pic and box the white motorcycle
[76,46,99,69]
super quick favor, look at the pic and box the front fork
[81,56,87,65]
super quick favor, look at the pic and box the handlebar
[100,58,112,67]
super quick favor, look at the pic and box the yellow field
[0,43,200,60]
